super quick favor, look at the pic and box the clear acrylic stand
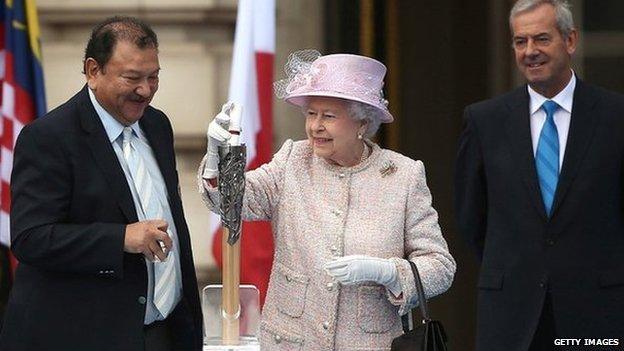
[202,284,261,351]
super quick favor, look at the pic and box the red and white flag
[209,0,275,307]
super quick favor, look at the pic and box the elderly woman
[199,50,455,351]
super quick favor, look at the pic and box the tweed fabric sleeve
[197,139,295,221]
[387,160,456,315]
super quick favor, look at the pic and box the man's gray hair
[347,101,383,138]
[510,0,575,37]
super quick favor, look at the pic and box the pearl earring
[357,133,363,140]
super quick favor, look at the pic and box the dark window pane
[584,1,624,31]
[584,57,624,93]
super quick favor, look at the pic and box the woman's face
[304,97,367,167]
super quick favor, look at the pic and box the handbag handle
[401,260,430,332]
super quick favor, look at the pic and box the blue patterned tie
[535,100,559,216]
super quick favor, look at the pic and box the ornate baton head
[217,144,246,245]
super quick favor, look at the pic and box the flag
[210,0,275,307]
[1,0,46,247]
[0,0,46,323]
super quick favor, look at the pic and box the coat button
[322,321,330,330]
[274,335,282,344]
[546,239,555,246]
[338,173,345,179]
[138,296,147,304]
[326,282,335,291]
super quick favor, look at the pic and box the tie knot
[542,100,558,117]
[122,127,133,143]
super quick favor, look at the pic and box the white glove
[202,102,234,179]
[324,255,402,296]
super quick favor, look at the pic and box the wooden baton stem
[222,227,240,344]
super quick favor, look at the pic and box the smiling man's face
[86,40,160,125]
[511,3,577,97]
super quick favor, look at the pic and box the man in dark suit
[455,1,624,350]
[0,17,202,350]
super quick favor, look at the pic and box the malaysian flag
[0,0,46,281]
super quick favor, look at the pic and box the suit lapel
[550,80,600,217]
[504,87,549,221]
[78,87,138,223]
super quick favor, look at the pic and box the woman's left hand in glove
[324,255,402,296]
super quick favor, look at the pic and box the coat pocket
[357,285,398,334]
[260,321,305,351]
[274,263,310,318]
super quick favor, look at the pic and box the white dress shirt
[88,88,183,324]
[528,72,576,169]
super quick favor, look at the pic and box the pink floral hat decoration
[274,49,393,123]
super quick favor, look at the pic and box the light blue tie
[122,127,179,317]
[535,100,560,216]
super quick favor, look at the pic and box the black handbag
[391,261,449,351]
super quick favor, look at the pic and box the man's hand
[124,220,173,262]
[324,255,402,295]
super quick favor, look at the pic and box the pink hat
[274,50,393,123]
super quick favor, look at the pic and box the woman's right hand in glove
[202,102,234,179]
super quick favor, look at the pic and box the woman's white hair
[510,0,575,37]
[300,99,384,138]
[347,101,383,138]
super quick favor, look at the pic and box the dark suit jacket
[455,79,624,351]
[0,87,203,350]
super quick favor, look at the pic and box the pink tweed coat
[199,139,456,351]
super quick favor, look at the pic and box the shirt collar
[88,88,142,142]
[528,70,576,115]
